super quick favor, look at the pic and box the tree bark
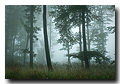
[30,5,34,68]
[82,5,89,69]
[43,5,53,72]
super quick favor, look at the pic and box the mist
[5,5,115,79]
[52,21,115,63]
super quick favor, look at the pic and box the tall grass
[5,63,115,79]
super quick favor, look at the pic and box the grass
[5,63,115,79]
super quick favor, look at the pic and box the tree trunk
[43,5,53,72]
[11,35,16,63]
[79,24,82,52]
[82,5,89,69]
[78,12,84,68]
[49,16,52,54]
[100,6,105,51]
[87,12,90,66]
[79,24,84,68]
[47,5,52,56]
[87,26,90,51]
[30,5,34,68]
[24,33,29,66]
[49,9,52,56]
[67,42,71,66]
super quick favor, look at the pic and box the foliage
[51,5,91,27]
[5,5,42,65]
[66,51,110,65]
[50,5,90,52]
[20,5,41,41]
[58,32,76,51]
[20,5,42,62]
[50,5,115,54]
[5,5,27,64]
[89,5,115,52]
[21,49,37,57]
[107,26,115,34]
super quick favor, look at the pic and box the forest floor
[5,62,115,79]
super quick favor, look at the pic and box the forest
[5,5,115,79]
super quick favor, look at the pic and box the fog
[51,34,115,63]
[5,5,115,79]
[52,22,115,63]
[5,5,115,64]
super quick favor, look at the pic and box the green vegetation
[5,63,115,79]
[5,5,115,80]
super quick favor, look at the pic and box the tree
[46,5,58,58]
[30,5,34,68]
[89,5,114,53]
[5,5,41,65]
[5,5,24,64]
[50,5,92,69]
[82,5,89,69]
[20,5,41,66]
[66,51,110,66]
[107,5,115,35]
[43,5,53,71]
[58,32,75,67]
[51,5,114,69]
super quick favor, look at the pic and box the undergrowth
[5,63,115,79]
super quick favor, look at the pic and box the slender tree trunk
[48,5,52,50]
[79,24,82,52]
[11,35,17,63]
[78,13,84,68]
[87,29,90,66]
[79,24,84,68]
[87,15,90,51]
[24,33,29,66]
[43,5,53,72]
[30,5,34,68]
[100,6,105,51]
[66,41,71,71]
[68,57,71,66]
[49,17,52,52]
[47,5,52,56]
[67,47,70,70]
[82,5,89,69]
[67,42,71,66]
[87,12,90,66]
